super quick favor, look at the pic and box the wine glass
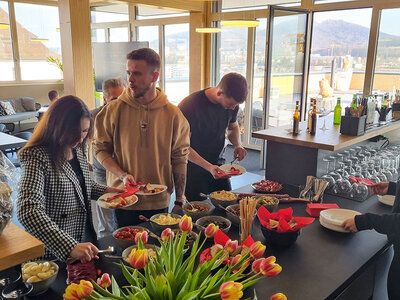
[351,183,369,201]
[319,101,330,131]
[328,155,342,180]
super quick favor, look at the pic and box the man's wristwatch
[174,201,183,207]
[119,172,128,181]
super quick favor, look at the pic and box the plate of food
[135,183,167,196]
[97,193,138,210]
[218,164,246,176]
[251,180,283,193]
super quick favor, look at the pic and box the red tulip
[229,254,242,267]
[220,281,243,300]
[134,231,148,245]
[270,292,288,300]
[224,239,238,253]
[179,215,193,232]
[161,228,175,242]
[252,258,264,274]
[97,273,111,288]
[204,223,219,238]
[250,241,266,259]
[75,280,93,299]
[129,248,148,269]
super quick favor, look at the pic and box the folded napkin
[215,170,242,178]
[106,183,139,202]
[257,206,314,232]
[348,176,377,187]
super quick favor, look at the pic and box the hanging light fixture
[56,28,60,32]
[0,23,10,29]
[31,38,49,42]
[221,20,259,27]
[195,27,221,33]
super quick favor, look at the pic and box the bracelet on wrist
[119,172,127,181]
[174,201,183,207]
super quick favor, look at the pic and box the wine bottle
[310,101,317,136]
[293,100,300,136]
[334,97,342,125]
[307,98,315,132]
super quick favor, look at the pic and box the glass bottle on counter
[351,94,357,109]
[293,100,300,136]
[307,98,315,132]
[366,95,376,126]
[333,97,342,125]
[310,101,317,136]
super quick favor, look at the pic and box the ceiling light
[31,38,49,42]
[195,28,221,33]
[0,23,10,29]
[56,28,60,32]
[221,20,259,27]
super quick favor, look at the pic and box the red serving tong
[106,182,141,202]
[348,176,377,187]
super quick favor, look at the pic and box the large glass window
[14,3,62,80]
[164,23,189,105]
[0,0,14,81]
[91,29,106,43]
[137,26,159,54]
[250,18,267,146]
[307,8,372,109]
[109,27,129,42]
[91,4,129,23]
[373,8,400,94]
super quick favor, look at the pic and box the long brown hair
[19,95,93,170]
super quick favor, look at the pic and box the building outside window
[0,0,14,81]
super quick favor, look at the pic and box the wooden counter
[253,118,400,151]
[0,223,44,270]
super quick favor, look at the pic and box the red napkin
[106,183,139,202]
[257,206,315,232]
[348,176,377,187]
[215,170,242,178]
[306,203,340,217]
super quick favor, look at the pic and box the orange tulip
[270,292,288,300]
[251,258,264,274]
[76,280,93,299]
[161,228,175,242]
[224,239,238,253]
[63,283,80,300]
[129,248,148,269]
[250,241,266,259]
[220,281,243,300]
[261,260,282,277]
[204,223,219,238]
[134,231,148,245]
[97,273,111,288]
[179,215,193,232]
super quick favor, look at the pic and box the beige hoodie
[93,87,190,210]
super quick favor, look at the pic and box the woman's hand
[342,217,358,233]
[70,242,99,263]
[369,182,389,195]
[105,186,125,194]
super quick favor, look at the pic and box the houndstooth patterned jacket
[17,145,107,261]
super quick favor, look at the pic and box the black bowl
[261,225,300,247]
[2,280,33,299]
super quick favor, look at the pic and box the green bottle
[351,94,357,109]
[334,98,342,125]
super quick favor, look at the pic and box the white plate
[378,195,395,207]
[320,209,361,226]
[97,193,138,210]
[135,184,167,196]
[319,217,350,233]
[219,164,246,176]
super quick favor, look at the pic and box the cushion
[21,97,36,111]
[0,101,16,115]
[9,98,26,113]
[0,105,6,117]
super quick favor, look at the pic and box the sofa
[0,98,40,126]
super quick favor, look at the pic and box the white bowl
[320,209,361,226]
[219,164,246,176]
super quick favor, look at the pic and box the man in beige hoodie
[93,48,190,227]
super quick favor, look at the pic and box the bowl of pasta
[150,213,181,233]
[209,190,238,208]
[21,260,59,295]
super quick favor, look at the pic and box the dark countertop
[24,185,393,300]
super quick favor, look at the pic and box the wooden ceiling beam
[90,0,204,12]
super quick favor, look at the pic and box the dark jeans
[115,208,168,227]
[185,167,231,201]
[388,248,400,299]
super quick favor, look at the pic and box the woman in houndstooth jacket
[17,95,123,263]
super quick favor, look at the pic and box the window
[164,23,189,105]
[307,8,372,108]
[0,0,14,81]
[250,18,267,146]
[221,0,299,12]
[137,26,159,53]
[109,27,129,42]
[136,5,188,20]
[92,29,106,43]
[91,4,129,23]
[373,8,400,94]
[14,2,62,80]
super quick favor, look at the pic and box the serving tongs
[230,157,239,165]
[300,176,315,199]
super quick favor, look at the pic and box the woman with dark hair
[17,95,122,263]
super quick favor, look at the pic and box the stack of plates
[319,209,361,233]
[378,195,395,207]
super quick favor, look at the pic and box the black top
[178,89,239,167]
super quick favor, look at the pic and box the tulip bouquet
[63,215,285,300]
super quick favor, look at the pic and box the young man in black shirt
[178,73,248,201]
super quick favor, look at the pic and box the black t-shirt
[178,89,238,167]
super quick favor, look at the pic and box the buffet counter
[23,187,392,300]
[252,118,400,186]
